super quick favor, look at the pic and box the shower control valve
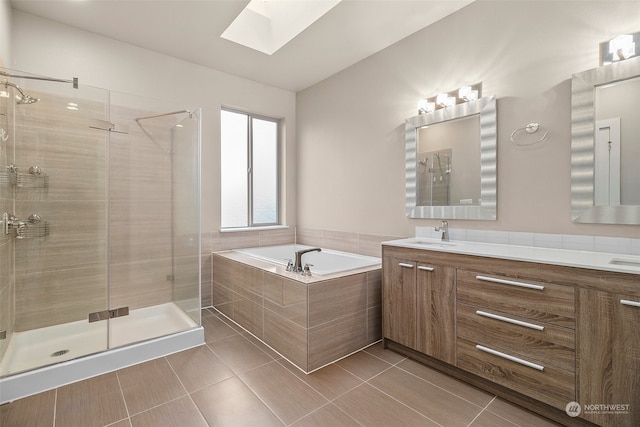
[2,212,26,235]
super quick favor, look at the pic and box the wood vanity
[382,240,640,427]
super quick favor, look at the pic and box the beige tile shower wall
[0,90,13,357]
[0,237,13,360]
[108,105,173,311]
[14,90,108,331]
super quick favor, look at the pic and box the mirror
[571,56,640,224]
[405,96,497,220]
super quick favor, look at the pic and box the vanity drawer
[457,303,575,372]
[457,338,575,409]
[457,270,575,328]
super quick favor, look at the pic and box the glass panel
[171,110,201,325]
[252,118,278,224]
[0,68,110,376]
[221,110,248,228]
[108,93,200,347]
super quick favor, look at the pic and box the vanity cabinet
[382,256,417,349]
[382,251,456,364]
[577,289,640,427]
[383,241,640,426]
[456,270,576,409]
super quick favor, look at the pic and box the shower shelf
[16,221,49,240]
[0,166,49,189]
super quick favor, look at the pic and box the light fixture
[459,86,478,102]
[417,98,435,114]
[66,102,78,111]
[600,31,640,65]
[417,83,482,114]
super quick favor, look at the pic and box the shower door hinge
[88,306,129,323]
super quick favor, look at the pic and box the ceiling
[10,0,474,92]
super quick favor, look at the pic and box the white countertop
[383,237,640,275]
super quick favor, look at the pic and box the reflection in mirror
[571,56,640,224]
[406,96,497,220]
[417,116,480,207]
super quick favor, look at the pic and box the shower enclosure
[0,68,203,402]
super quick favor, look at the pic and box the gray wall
[297,0,640,238]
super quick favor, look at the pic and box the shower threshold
[0,302,204,404]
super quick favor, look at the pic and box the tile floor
[1,308,561,426]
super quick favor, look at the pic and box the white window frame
[221,108,281,229]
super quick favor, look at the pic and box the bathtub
[212,245,382,372]
[234,244,381,276]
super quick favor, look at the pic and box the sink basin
[408,240,456,247]
[609,258,640,268]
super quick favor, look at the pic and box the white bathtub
[234,244,380,275]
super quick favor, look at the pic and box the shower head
[3,80,39,105]
[17,93,39,104]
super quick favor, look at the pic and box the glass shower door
[107,93,200,348]
[0,68,110,376]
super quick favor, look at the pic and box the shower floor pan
[0,302,204,403]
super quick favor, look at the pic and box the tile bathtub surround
[416,226,640,255]
[0,308,562,427]
[201,228,400,309]
[212,253,382,372]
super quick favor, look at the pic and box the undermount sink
[409,240,456,247]
[609,258,640,268]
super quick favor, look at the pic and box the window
[221,109,279,228]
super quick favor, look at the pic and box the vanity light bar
[600,31,640,65]
[417,82,482,114]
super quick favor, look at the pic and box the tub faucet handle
[286,259,294,272]
[303,264,313,276]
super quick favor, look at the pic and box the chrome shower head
[17,93,39,104]
[3,80,39,105]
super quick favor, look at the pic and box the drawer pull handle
[476,345,544,371]
[620,299,640,308]
[475,275,544,291]
[418,266,434,272]
[398,262,414,268]
[475,310,544,331]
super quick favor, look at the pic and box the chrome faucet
[435,220,449,242]
[294,247,321,272]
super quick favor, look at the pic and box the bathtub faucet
[294,247,321,273]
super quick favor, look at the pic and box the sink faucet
[435,220,449,242]
[294,247,321,272]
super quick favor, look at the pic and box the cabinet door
[382,257,416,349]
[578,289,640,427]
[416,264,456,364]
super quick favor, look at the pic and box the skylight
[221,0,342,55]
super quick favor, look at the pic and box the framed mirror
[571,56,640,224]
[405,96,497,220]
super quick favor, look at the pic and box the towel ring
[510,122,548,146]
